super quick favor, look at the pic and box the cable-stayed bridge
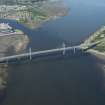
[0,41,101,64]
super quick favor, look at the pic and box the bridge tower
[29,47,32,60]
[62,42,66,55]
[73,47,76,54]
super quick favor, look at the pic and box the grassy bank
[81,26,105,53]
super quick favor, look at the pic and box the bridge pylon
[73,47,76,54]
[29,47,32,60]
[62,42,66,55]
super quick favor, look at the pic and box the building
[0,23,14,35]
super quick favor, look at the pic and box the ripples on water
[2,54,105,105]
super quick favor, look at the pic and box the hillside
[0,0,68,28]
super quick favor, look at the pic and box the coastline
[0,1,69,29]
[88,49,105,60]
[81,26,105,58]
[0,28,29,101]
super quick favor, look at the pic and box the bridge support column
[62,42,66,55]
[73,47,76,54]
[29,48,32,60]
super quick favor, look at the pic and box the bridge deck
[0,46,80,63]
[0,40,101,63]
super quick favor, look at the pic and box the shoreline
[88,50,105,75]
[0,1,69,29]
[81,25,105,59]
[81,26,105,72]
[0,27,29,101]
[88,49,105,59]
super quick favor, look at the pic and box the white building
[0,23,12,30]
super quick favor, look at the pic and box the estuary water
[1,0,105,105]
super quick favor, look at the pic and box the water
[1,0,105,105]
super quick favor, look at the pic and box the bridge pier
[29,48,32,60]
[62,42,66,55]
[73,47,76,54]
